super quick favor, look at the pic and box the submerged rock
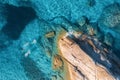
[87,0,96,7]
[98,3,120,31]
[104,33,114,46]
[52,54,64,70]
[76,16,88,27]
[86,24,95,35]
[2,4,36,40]
[45,31,55,38]
[98,3,120,58]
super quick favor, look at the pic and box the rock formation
[56,30,120,80]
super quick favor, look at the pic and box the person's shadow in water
[1,4,36,40]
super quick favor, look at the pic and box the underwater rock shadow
[1,4,36,40]
[21,57,48,80]
[98,2,120,59]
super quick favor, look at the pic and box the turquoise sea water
[0,0,120,80]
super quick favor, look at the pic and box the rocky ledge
[56,31,120,80]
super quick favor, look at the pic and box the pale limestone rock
[58,35,115,80]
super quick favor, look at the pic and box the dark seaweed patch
[21,57,49,80]
[2,4,36,40]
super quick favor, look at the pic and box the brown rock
[45,31,55,38]
[52,54,63,70]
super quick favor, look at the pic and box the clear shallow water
[0,0,120,80]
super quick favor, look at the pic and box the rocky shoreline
[54,29,120,80]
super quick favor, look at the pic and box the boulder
[45,31,55,38]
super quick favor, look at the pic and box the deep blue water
[0,0,120,80]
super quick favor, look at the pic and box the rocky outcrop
[57,32,120,80]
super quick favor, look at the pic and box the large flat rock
[58,34,115,80]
